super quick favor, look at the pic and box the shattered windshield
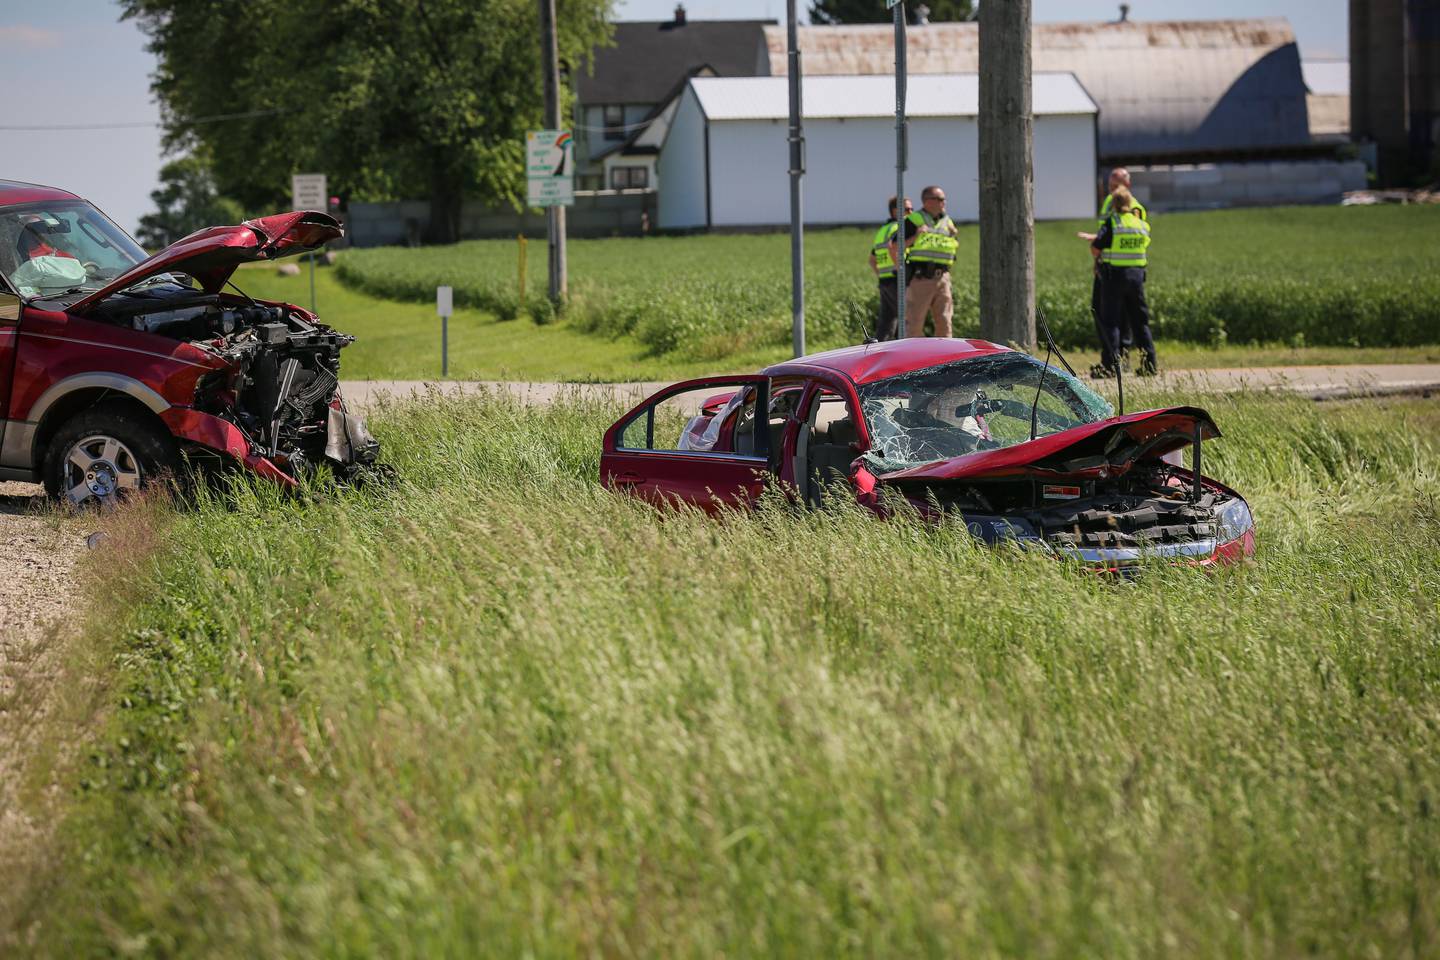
[0,201,147,299]
[857,352,1114,473]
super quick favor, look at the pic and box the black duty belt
[907,263,949,279]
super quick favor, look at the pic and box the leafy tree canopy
[809,0,973,24]
[122,0,613,242]
[135,152,244,250]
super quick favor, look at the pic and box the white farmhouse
[657,73,1099,231]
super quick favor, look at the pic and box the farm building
[760,17,1366,210]
[656,74,1098,231]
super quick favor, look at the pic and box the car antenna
[852,311,878,346]
[1028,313,1056,442]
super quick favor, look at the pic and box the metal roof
[0,180,82,206]
[689,73,1097,121]
[577,19,772,105]
[762,19,1312,159]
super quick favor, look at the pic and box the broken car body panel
[600,340,1256,569]
[69,211,343,312]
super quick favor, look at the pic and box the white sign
[436,285,453,317]
[886,0,903,7]
[526,129,574,207]
[292,173,327,211]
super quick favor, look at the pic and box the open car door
[601,375,773,512]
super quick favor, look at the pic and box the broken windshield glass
[857,353,1114,473]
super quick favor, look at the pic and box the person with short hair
[889,184,959,338]
[1090,185,1157,376]
[868,195,911,341]
[1079,168,1148,363]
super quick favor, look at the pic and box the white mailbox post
[436,285,453,377]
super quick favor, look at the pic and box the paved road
[339,363,1440,409]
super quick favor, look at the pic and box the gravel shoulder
[0,481,86,936]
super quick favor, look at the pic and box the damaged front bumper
[160,391,381,488]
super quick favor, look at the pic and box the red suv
[0,180,379,506]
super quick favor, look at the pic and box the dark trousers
[1100,267,1155,369]
[875,280,900,341]
[1092,271,1133,352]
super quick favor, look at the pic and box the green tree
[136,153,245,250]
[121,0,612,243]
[809,0,973,24]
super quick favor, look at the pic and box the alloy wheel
[61,434,142,507]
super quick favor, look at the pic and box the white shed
[657,73,1098,230]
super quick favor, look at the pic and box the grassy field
[238,255,1440,384]
[10,388,1440,957]
[333,205,1440,362]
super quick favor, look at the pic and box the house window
[603,104,626,141]
[610,166,649,190]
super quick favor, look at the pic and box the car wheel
[41,404,179,508]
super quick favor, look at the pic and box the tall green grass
[336,205,1440,359]
[17,391,1440,957]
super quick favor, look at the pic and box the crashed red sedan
[0,180,378,506]
[601,338,1256,568]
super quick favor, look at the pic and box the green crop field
[10,388,1439,957]
[333,205,1440,363]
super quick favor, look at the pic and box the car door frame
[601,375,772,512]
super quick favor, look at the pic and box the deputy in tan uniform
[889,185,960,338]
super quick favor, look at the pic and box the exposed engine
[95,292,378,479]
[905,461,1252,557]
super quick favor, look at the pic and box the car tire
[41,403,180,508]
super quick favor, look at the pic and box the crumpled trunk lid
[878,406,1220,483]
[70,211,342,314]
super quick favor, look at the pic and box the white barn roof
[688,73,1097,121]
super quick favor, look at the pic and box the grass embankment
[15,390,1440,956]
[333,205,1440,362]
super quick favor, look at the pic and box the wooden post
[539,0,567,303]
[978,0,1035,349]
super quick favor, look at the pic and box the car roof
[0,179,84,207]
[763,338,1014,386]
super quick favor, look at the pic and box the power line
[0,106,292,132]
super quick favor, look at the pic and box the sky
[6,0,1346,237]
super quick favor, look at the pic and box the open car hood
[879,406,1221,483]
[70,211,342,315]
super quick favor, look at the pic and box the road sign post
[292,173,326,314]
[526,128,573,306]
[437,285,453,377]
[892,2,907,341]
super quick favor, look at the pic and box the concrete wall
[1127,160,1369,212]
[665,109,1096,229]
[346,192,656,247]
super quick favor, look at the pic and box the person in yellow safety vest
[1089,185,1157,377]
[887,184,960,338]
[1078,168,1148,363]
[868,195,912,341]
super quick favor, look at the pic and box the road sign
[436,285,452,376]
[526,130,574,207]
[436,285,453,317]
[886,0,902,8]
[291,173,327,211]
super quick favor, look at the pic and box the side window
[619,383,760,454]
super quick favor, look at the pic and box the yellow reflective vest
[1099,194,1147,225]
[1099,209,1151,268]
[905,211,959,265]
[871,221,899,279]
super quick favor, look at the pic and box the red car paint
[0,180,371,494]
[601,339,1256,568]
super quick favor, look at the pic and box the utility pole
[539,0,567,302]
[893,1,907,341]
[978,0,1035,349]
[787,0,805,357]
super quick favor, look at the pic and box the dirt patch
[0,481,85,939]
